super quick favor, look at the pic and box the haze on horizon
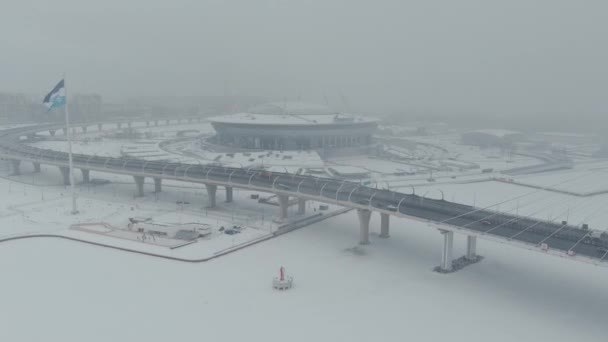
[1,0,606,129]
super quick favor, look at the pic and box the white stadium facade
[207,102,377,156]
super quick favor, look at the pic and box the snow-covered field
[1,204,607,342]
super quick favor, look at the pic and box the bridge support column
[10,159,21,175]
[198,117,202,123]
[225,186,233,203]
[128,122,132,129]
[440,230,454,272]
[146,121,150,127]
[277,194,289,221]
[81,169,90,183]
[117,123,122,129]
[49,130,56,137]
[297,198,306,215]
[205,184,217,208]
[154,120,158,126]
[133,176,144,197]
[97,123,103,131]
[357,209,372,245]
[466,236,477,261]
[81,126,87,133]
[154,177,162,193]
[380,213,390,238]
[33,162,41,173]
[59,166,70,185]
[62,127,67,135]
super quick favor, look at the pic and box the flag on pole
[43,79,66,111]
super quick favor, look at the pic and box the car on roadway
[276,183,290,190]
[481,220,492,226]
[386,204,398,212]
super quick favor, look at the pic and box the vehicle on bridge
[276,183,290,190]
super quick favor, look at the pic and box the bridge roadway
[0,122,607,271]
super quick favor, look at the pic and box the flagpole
[64,74,78,214]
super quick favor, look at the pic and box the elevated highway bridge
[1,121,607,272]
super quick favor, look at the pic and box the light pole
[421,190,430,206]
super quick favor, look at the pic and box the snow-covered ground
[1,201,607,342]
[2,125,607,341]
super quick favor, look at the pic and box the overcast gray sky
[1,0,606,119]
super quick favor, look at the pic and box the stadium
[207,102,378,156]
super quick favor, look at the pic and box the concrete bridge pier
[49,130,56,137]
[10,159,21,175]
[225,186,233,203]
[33,162,41,173]
[146,121,150,127]
[297,198,306,215]
[466,236,477,261]
[205,184,217,208]
[62,127,67,135]
[277,194,289,221]
[198,117,202,123]
[117,123,122,129]
[153,177,162,193]
[133,176,145,197]
[81,169,90,183]
[127,122,132,129]
[380,213,390,238]
[97,123,103,131]
[357,209,372,245]
[154,120,158,126]
[81,126,87,133]
[440,230,454,272]
[59,166,70,185]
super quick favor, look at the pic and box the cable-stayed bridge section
[1,122,607,272]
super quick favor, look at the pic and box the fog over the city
[1,0,606,130]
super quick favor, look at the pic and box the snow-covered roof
[539,131,590,138]
[465,129,522,138]
[209,102,377,126]
[209,112,376,126]
[249,101,337,116]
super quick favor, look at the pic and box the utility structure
[42,77,78,214]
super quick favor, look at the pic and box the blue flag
[43,79,66,111]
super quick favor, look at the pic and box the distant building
[0,93,44,123]
[71,94,102,122]
[461,129,524,148]
[536,132,595,146]
[120,95,266,118]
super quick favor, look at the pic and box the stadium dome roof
[248,102,338,116]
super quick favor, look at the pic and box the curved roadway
[0,122,607,264]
